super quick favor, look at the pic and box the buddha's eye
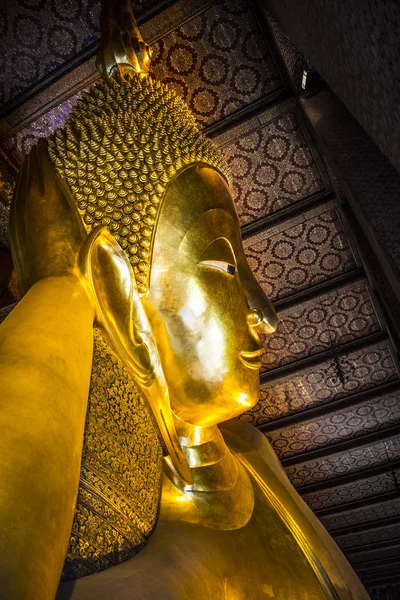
[199,260,236,275]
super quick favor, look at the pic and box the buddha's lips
[239,348,264,370]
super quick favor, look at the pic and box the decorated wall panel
[336,522,400,551]
[350,545,400,566]
[243,342,397,427]
[0,0,163,108]
[150,0,282,127]
[243,205,357,301]
[215,101,325,224]
[385,436,400,460]
[370,586,400,600]
[358,561,400,580]
[302,472,397,512]
[261,280,381,372]
[266,392,400,460]
[286,436,400,489]
[1,0,400,593]
[1,91,89,163]
[1,0,284,165]
[320,494,400,532]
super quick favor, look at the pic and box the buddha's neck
[173,418,239,492]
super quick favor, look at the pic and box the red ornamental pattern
[261,280,381,371]
[150,0,282,127]
[243,341,397,427]
[266,392,400,460]
[320,493,400,532]
[286,436,400,489]
[0,0,159,108]
[302,471,397,512]
[219,109,325,224]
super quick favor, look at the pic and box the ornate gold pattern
[47,72,228,295]
[62,327,163,581]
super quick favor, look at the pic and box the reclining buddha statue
[0,1,370,598]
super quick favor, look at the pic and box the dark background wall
[262,0,400,176]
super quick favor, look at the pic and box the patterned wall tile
[217,106,325,224]
[261,280,380,371]
[242,342,397,427]
[2,0,282,162]
[285,438,396,489]
[150,0,282,127]
[320,493,400,532]
[301,472,397,512]
[243,207,356,301]
[266,392,400,459]
[0,0,161,108]
[336,522,400,551]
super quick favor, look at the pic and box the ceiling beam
[361,572,400,585]
[355,555,400,573]
[280,422,400,467]
[205,88,292,138]
[315,490,400,519]
[260,331,388,385]
[296,458,400,497]
[330,514,400,538]
[351,553,400,569]
[259,379,400,434]
[345,538,400,556]
[272,268,365,312]
[241,189,334,239]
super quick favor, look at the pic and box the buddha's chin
[172,393,258,428]
[167,364,260,427]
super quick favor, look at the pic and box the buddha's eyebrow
[198,260,236,275]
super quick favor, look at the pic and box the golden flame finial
[96,0,153,78]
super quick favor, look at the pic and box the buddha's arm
[0,275,94,600]
[221,419,370,600]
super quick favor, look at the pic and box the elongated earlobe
[79,227,193,484]
[79,226,154,386]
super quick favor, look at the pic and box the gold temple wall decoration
[61,327,163,581]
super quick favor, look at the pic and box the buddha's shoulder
[219,418,288,482]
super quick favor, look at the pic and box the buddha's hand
[10,138,88,295]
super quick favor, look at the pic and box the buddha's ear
[79,227,193,484]
[79,226,153,386]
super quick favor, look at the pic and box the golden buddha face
[143,166,277,427]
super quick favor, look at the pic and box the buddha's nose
[246,307,276,334]
[239,254,278,335]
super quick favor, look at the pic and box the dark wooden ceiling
[0,1,400,597]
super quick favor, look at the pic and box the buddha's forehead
[150,166,239,272]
